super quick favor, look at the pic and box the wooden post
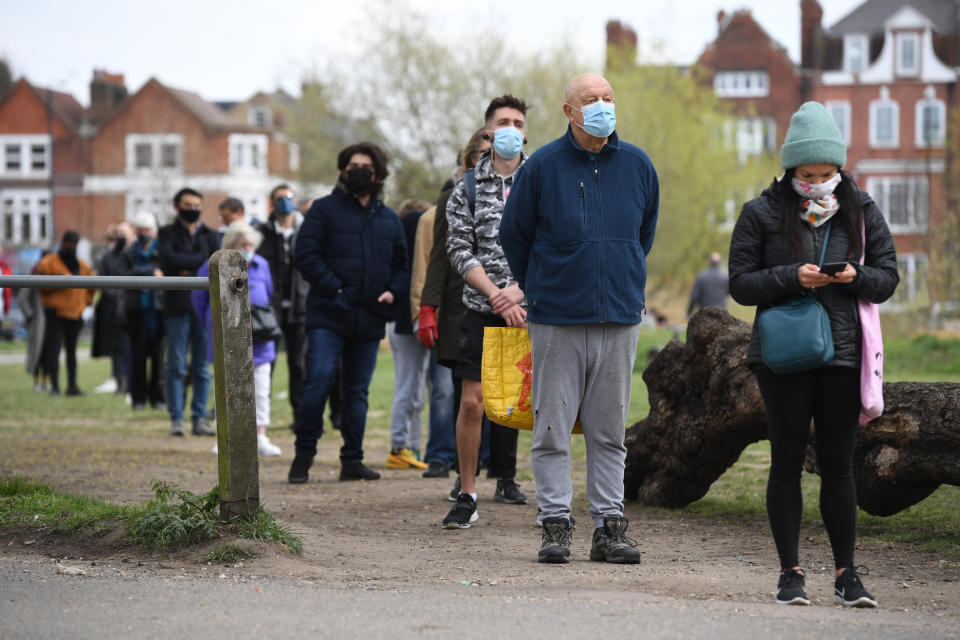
[208,249,260,520]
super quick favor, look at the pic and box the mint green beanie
[781,101,846,170]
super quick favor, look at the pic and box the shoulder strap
[817,220,832,267]
[463,169,476,217]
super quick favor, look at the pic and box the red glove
[417,305,438,349]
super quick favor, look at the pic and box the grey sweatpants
[528,322,641,529]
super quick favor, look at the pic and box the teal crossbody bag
[757,220,835,374]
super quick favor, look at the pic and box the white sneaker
[211,442,218,454]
[93,378,118,394]
[258,434,281,457]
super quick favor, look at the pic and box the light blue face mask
[492,126,524,159]
[576,100,616,138]
[239,249,253,262]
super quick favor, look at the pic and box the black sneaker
[494,478,527,504]
[339,462,381,481]
[538,518,572,564]
[442,493,478,529]
[834,566,878,608]
[448,476,461,502]
[776,569,811,606]
[589,516,641,564]
[288,455,313,484]
[422,461,450,478]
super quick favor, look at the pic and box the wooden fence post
[208,249,260,520]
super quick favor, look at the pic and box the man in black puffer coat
[288,142,408,484]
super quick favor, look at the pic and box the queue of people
[6,76,900,609]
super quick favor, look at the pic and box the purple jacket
[192,254,276,366]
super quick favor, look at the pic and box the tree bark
[624,308,960,516]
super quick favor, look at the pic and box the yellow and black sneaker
[386,448,428,470]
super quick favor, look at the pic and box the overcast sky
[2,0,866,105]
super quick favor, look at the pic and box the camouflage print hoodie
[445,150,528,315]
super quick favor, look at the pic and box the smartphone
[819,262,847,276]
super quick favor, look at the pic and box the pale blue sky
[1,0,864,105]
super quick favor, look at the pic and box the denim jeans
[163,313,211,422]
[423,353,456,466]
[387,323,429,451]
[295,327,379,464]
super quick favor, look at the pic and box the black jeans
[43,309,82,392]
[127,310,164,406]
[754,365,861,571]
[272,318,306,422]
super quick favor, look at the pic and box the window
[844,34,869,74]
[714,71,770,98]
[248,106,271,129]
[125,135,183,173]
[916,88,945,148]
[730,117,777,161]
[869,88,899,148]
[0,190,51,245]
[134,143,152,169]
[887,253,929,308]
[5,144,20,171]
[30,145,46,171]
[896,32,920,76]
[289,143,300,172]
[867,176,929,233]
[826,101,852,146]
[228,134,268,174]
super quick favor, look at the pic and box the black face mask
[179,208,202,224]
[343,168,376,196]
[114,237,127,251]
[137,233,153,246]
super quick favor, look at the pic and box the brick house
[802,0,958,310]
[0,70,298,251]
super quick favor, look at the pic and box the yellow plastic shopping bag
[481,326,582,434]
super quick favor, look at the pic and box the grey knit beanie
[781,101,846,170]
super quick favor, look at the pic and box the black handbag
[757,220,835,374]
[250,304,282,342]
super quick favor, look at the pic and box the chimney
[605,20,638,71]
[89,69,128,123]
[717,10,726,32]
[801,0,824,69]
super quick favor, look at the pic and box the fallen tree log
[623,308,960,516]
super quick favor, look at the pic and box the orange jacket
[36,253,95,320]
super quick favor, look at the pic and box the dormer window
[896,32,920,76]
[844,35,869,74]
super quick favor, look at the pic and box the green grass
[0,477,303,556]
[204,543,258,564]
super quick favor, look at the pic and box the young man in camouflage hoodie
[441,95,530,529]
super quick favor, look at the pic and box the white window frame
[895,32,920,77]
[0,189,52,246]
[869,92,899,148]
[884,252,929,310]
[714,71,769,98]
[125,134,183,174]
[866,176,929,233]
[826,101,852,147]
[843,34,869,74]
[228,134,268,175]
[915,97,946,148]
[0,135,52,178]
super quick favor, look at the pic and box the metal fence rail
[0,275,207,290]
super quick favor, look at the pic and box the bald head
[564,73,613,107]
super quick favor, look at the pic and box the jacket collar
[564,125,621,156]
[474,149,529,182]
[332,183,383,213]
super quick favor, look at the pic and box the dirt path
[1,423,958,624]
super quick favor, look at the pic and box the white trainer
[258,434,281,457]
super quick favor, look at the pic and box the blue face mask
[492,126,524,159]
[576,101,616,138]
[239,250,253,262]
[274,197,295,215]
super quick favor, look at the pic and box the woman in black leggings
[729,102,899,607]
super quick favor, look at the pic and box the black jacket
[157,221,221,316]
[395,208,424,335]
[729,182,899,370]
[256,217,309,324]
[420,187,466,368]
[294,186,408,341]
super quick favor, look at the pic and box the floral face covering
[792,173,842,227]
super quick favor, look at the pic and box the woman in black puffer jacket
[729,102,899,609]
